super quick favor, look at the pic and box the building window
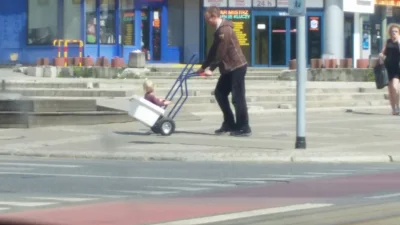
[100,0,116,44]
[121,0,135,46]
[64,0,81,40]
[168,0,184,47]
[27,0,58,45]
[86,0,97,44]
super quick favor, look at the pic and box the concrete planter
[111,57,125,68]
[72,57,81,66]
[324,59,337,68]
[54,57,64,67]
[43,66,57,78]
[83,57,94,67]
[310,59,323,68]
[96,57,110,67]
[340,58,353,68]
[357,59,369,68]
[66,58,74,67]
[289,59,296,70]
[42,58,50,66]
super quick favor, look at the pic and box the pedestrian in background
[379,23,400,115]
[197,6,252,137]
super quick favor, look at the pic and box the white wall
[183,0,200,63]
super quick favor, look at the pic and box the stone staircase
[143,66,283,80]
[0,67,390,127]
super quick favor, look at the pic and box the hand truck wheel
[158,118,175,136]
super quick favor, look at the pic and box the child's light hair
[143,78,154,93]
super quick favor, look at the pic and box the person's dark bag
[373,58,388,89]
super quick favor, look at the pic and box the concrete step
[175,100,390,114]
[0,99,97,112]
[4,81,99,89]
[79,96,390,118]
[138,76,278,80]
[6,88,131,97]
[99,80,380,89]
[0,110,133,128]
[144,71,281,77]
[141,87,387,97]
[161,93,387,104]
[147,66,285,73]
[22,92,386,102]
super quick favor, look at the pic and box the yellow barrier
[53,39,84,67]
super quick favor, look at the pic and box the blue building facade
[0,0,191,65]
[1,0,394,67]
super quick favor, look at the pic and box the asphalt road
[1,157,400,225]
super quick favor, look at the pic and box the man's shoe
[215,125,234,135]
[230,127,252,137]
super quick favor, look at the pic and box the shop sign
[305,0,323,8]
[376,0,400,6]
[220,9,251,19]
[343,0,375,13]
[277,0,288,7]
[260,0,323,8]
[253,0,276,7]
[203,0,228,7]
[309,16,320,31]
[229,0,252,7]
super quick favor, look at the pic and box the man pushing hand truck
[197,6,252,137]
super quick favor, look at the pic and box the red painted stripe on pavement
[193,171,400,199]
[1,171,399,225]
[0,198,291,225]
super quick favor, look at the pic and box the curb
[0,149,395,163]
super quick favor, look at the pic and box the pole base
[295,136,306,149]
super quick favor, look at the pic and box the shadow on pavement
[114,131,152,136]
[174,130,215,136]
[114,130,214,136]
[347,111,388,116]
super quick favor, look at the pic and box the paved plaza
[0,109,398,163]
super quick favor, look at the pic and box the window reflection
[85,0,96,44]
[99,0,116,44]
[27,0,58,45]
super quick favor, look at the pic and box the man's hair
[205,6,220,17]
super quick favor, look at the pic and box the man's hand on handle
[196,67,213,77]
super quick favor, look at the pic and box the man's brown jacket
[201,19,247,75]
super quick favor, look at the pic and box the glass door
[252,12,289,67]
[270,16,287,66]
[254,16,269,65]
[307,15,323,64]
[141,7,161,61]
[290,17,296,60]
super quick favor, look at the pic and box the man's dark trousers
[214,65,249,131]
